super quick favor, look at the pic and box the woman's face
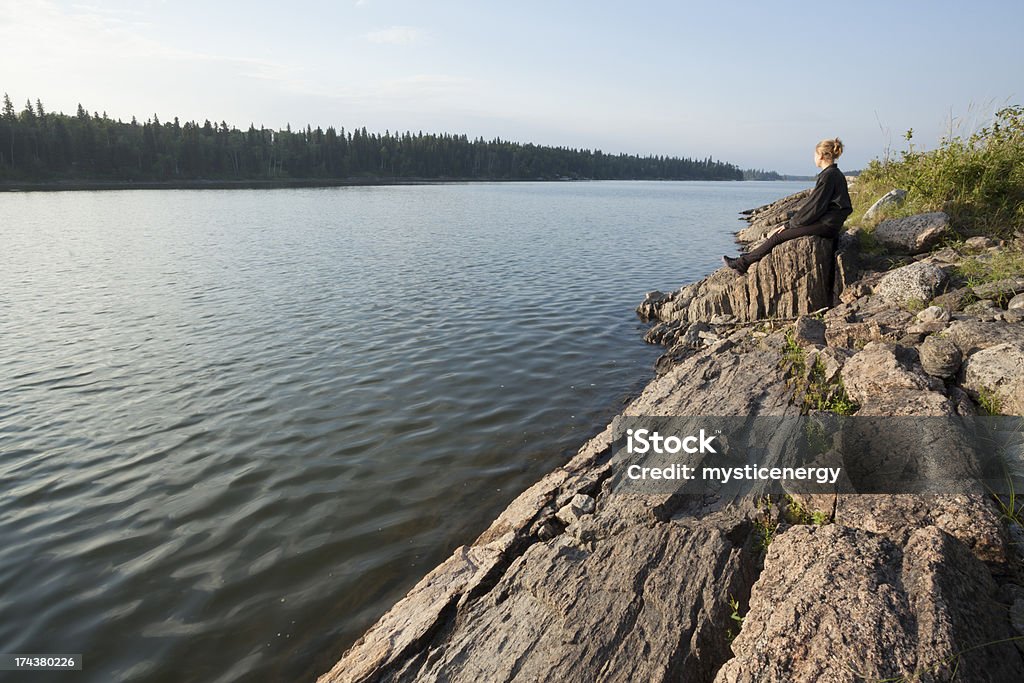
[814,149,829,168]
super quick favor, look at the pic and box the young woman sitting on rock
[723,138,853,274]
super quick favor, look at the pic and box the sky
[1,0,1021,174]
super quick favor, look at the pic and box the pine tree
[2,93,14,169]
[20,99,35,122]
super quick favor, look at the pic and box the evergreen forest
[0,94,745,183]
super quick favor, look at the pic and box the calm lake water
[0,180,809,682]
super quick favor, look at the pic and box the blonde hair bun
[817,137,844,160]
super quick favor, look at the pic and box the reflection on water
[0,181,809,681]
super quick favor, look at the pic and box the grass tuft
[781,333,859,416]
[956,244,1024,291]
[977,386,1003,416]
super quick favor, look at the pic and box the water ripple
[0,180,810,682]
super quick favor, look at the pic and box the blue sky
[1,0,1021,174]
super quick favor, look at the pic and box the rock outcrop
[717,525,1020,683]
[319,199,1024,683]
[319,330,799,683]
[735,189,812,244]
[637,236,834,324]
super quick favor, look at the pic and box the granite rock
[961,341,1024,415]
[715,525,1021,683]
[874,261,948,306]
[873,212,951,254]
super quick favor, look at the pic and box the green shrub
[784,495,833,525]
[853,105,1024,236]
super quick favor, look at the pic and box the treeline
[742,168,784,181]
[0,94,744,182]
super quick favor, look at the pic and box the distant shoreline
[0,177,518,192]
[0,177,801,193]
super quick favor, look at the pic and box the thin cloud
[365,26,424,45]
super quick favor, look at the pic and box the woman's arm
[789,168,839,228]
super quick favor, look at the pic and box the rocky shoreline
[318,190,1024,682]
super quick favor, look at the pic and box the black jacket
[789,164,852,229]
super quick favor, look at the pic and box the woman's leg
[735,222,838,269]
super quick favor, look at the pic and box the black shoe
[722,255,748,275]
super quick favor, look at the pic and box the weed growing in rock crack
[941,236,968,254]
[988,472,1024,527]
[815,385,858,415]
[976,385,1003,415]
[885,256,914,271]
[803,418,831,454]
[856,228,887,255]
[903,297,927,313]
[784,495,833,526]
[786,352,859,416]
[781,330,806,373]
[725,594,745,643]
[753,519,778,554]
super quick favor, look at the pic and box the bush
[853,105,1024,235]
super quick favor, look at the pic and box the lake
[0,180,809,681]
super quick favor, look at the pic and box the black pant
[737,221,840,267]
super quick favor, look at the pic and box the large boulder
[643,236,834,324]
[396,520,754,683]
[840,341,954,416]
[873,212,950,253]
[873,261,948,306]
[862,188,907,222]
[961,341,1024,415]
